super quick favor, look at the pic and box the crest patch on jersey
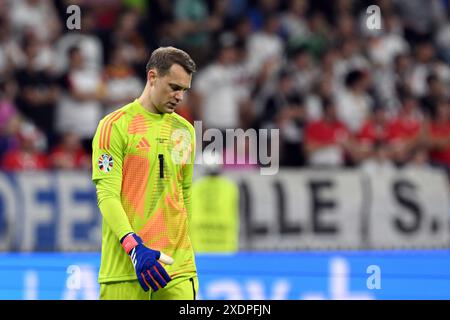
[98,154,114,172]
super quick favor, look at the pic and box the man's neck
[138,88,159,114]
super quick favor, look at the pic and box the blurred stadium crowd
[0,0,449,174]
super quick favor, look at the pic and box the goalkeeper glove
[121,232,174,292]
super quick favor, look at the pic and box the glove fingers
[143,270,159,291]
[159,252,174,265]
[137,272,150,292]
[155,262,172,283]
[150,267,168,288]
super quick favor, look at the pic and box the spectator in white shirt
[192,32,250,131]
[246,13,284,77]
[336,69,373,133]
[55,46,105,151]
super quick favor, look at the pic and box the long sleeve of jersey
[92,110,133,241]
[95,179,134,240]
[182,126,196,220]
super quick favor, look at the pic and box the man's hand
[121,233,174,292]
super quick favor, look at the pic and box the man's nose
[174,91,184,102]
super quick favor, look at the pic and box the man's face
[149,64,192,114]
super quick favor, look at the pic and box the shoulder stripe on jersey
[99,113,116,149]
[104,111,126,149]
[99,111,125,149]
[99,111,122,149]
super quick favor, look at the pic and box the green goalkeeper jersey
[92,99,196,283]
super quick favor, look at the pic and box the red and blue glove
[121,233,174,292]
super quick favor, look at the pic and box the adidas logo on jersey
[136,137,151,151]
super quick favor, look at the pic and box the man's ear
[147,69,157,86]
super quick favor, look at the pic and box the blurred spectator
[427,98,450,172]
[394,0,446,44]
[288,46,318,95]
[192,32,250,131]
[247,0,281,31]
[435,3,450,64]
[388,94,424,165]
[0,16,25,78]
[14,34,59,146]
[381,52,414,111]
[56,46,104,152]
[232,15,253,48]
[20,31,56,72]
[173,0,225,67]
[144,0,176,47]
[280,0,310,49]
[259,69,306,166]
[303,47,339,120]
[336,69,373,133]
[410,41,436,97]
[333,0,357,18]
[336,13,358,40]
[246,13,284,77]
[366,13,409,68]
[277,93,307,167]
[259,69,296,128]
[305,75,334,121]
[88,0,123,31]
[225,0,248,21]
[9,0,61,42]
[301,11,330,58]
[357,105,392,161]
[429,58,450,94]
[109,9,148,80]
[305,98,358,167]
[420,73,447,116]
[55,7,103,73]
[49,132,90,170]
[103,45,143,115]
[334,38,370,88]
[1,120,48,171]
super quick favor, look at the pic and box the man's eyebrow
[169,82,190,90]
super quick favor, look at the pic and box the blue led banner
[0,251,449,300]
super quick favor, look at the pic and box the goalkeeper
[92,47,198,300]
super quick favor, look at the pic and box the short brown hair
[146,46,197,76]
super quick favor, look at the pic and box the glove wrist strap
[121,233,139,254]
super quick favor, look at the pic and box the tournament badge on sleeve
[98,154,114,172]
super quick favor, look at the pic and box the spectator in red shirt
[387,94,424,165]
[2,121,49,171]
[305,98,359,167]
[427,98,450,170]
[49,132,91,170]
[357,105,392,160]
